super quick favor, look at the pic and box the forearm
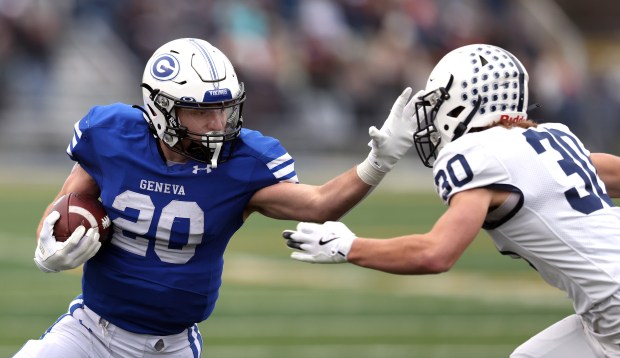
[316,166,373,220]
[348,190,488,274]
[251,167,372,222]
[347,235,443,275]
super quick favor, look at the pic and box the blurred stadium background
[0,0,618,356]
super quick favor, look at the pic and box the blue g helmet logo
[151,54,179,81]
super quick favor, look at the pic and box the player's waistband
[71,297,203,356]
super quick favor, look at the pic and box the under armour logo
[192,165,212,175]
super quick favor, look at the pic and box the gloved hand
[357,88,425,186]
[283,221,357,264]
[34,211,102,273]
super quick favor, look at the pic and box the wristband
[357,155,386,186]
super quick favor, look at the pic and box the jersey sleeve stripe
[73,120,83,138]
[66,138,76,157]
[269,158,294,173]
[272,163,297,180]
[66,121,83,157]
[266,153,298,182]
[266,153,293,170]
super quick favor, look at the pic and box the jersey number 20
[110,190,204,264]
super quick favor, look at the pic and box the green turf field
[0,183,573,357]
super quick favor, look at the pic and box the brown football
[51,192,111,242]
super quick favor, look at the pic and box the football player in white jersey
[283,44,620,358]
[14,38,419,357]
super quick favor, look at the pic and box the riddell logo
[500,114,526,124]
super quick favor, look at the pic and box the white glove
[357,88,424,186]
[283,221,357,264]
[34,211,102,273]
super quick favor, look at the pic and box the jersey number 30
[524,128,612,214]
[434,128,612,215]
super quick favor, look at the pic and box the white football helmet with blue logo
[140,38,246,166]
[413,44,529,167]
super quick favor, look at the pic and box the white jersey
[433,123,620,317]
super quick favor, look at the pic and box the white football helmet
[413,44,529,167]
[140,38,246,167]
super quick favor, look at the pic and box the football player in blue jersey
[14,38,419,357]
[283,44,620,357]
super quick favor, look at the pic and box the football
[51,192,111,243]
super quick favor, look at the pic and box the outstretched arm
[283,188,492,275]
[246,167,371,222]
[246,88,422,222]
[591,153,620,198]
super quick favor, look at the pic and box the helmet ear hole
[443,124,450,130]
[447,106,465,118]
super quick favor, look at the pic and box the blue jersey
[66,103,298,335]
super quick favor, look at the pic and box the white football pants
[511,314,619,358]
[12,296,203,358]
